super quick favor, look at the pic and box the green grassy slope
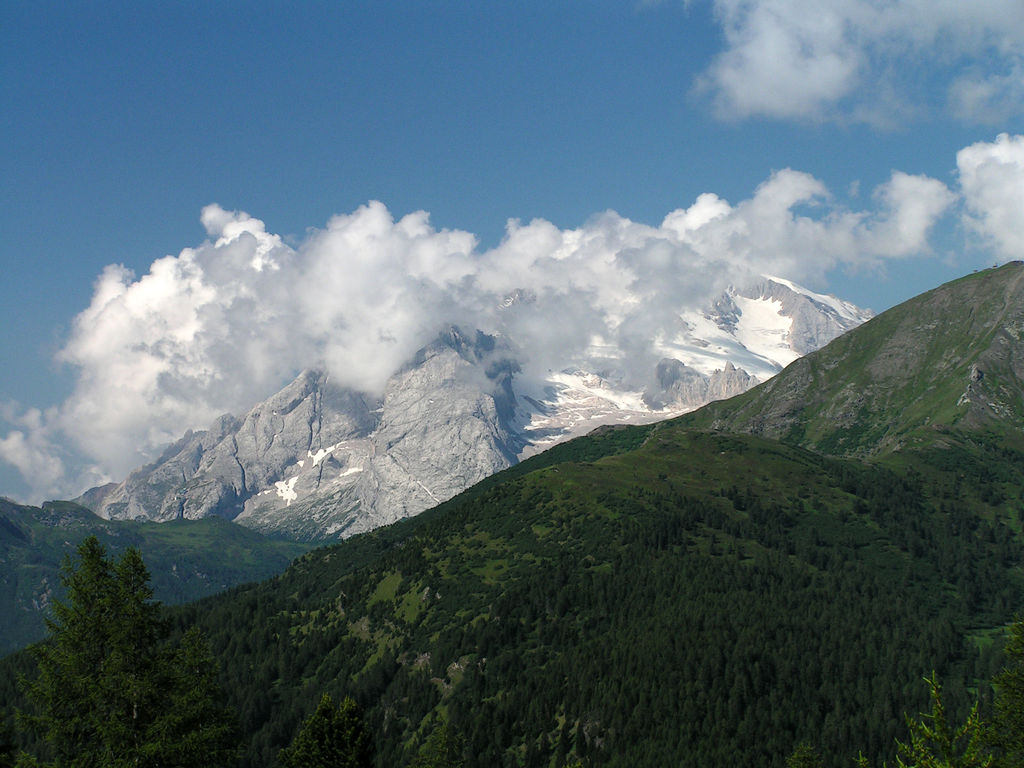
[680,262,1024,460]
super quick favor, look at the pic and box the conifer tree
[22,536,125,766]
[407,720,465,768]
[277,693,373,768]
[786,742,825,768]
[993,618,1024,768]
[892,672,992,768]
[142,627,239,767]
[19,536,237,768]
[855,672,994,768]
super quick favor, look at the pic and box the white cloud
[0,164,958,502]
[949,64,1024,125]
[0,408,66,499]
[957,133,1024,259]
[664,168,953,281]
[697,0,1024,124]
[297,202,480,395]
[867,172,959,258]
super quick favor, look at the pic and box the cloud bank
[8,135,1024,502]
[698,0,1024,124]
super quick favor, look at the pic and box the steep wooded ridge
[122,266,1024,767]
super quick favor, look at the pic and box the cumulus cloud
[0,164,959,501]
[697,0,1024,124]
[0,407,66,498]
[958,133,1024,259]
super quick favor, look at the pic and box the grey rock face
[87,370,378,526]
[235,330,523,539]
[708,361,758,400]
[80,329,523,540]
[643,360,757,411]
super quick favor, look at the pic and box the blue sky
[2,0,1024,501]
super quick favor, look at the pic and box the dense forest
[6,419,1021,767]
[0,499,314,655]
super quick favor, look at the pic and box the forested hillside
[151,424,1024,767]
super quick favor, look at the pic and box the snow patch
[274,476,299,505]
[308,442,346,467]
[654,310,785,381]
[765,275,872,323]
[732,296,797,369]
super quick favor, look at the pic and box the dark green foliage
[142,627,240,767]
[856,673,993,768]
[18,537,238,767]
[786,743,824,768]
[277,693,372,768]
[0,712,15,768]
[0,500,314,655]
[4,358,1024,768]
[119,427,1022,768]
[406,721,464,768]
[993,619,1024,767]
[894,673,992,768]
[21,536,139,765]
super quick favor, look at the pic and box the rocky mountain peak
[77,276,871,540]
[684,262,1024,459]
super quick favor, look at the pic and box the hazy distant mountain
[76,277,870,539]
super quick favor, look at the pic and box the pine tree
[95,546,167,763]
[19,536,237,768]
[277,693,373,768]
[407,720,465,768]
[142,627,239,767]
[993,618,1024,768]
[854,673,994,768]
[22,536,123,766]
[786,742,825,768]
[893,672,992,768]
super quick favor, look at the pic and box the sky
[2,0,1023,503]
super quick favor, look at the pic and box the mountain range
[74,277,870,540]
[5,264,1024,768]
[0,274,869,655]
[145,263,1024,766]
